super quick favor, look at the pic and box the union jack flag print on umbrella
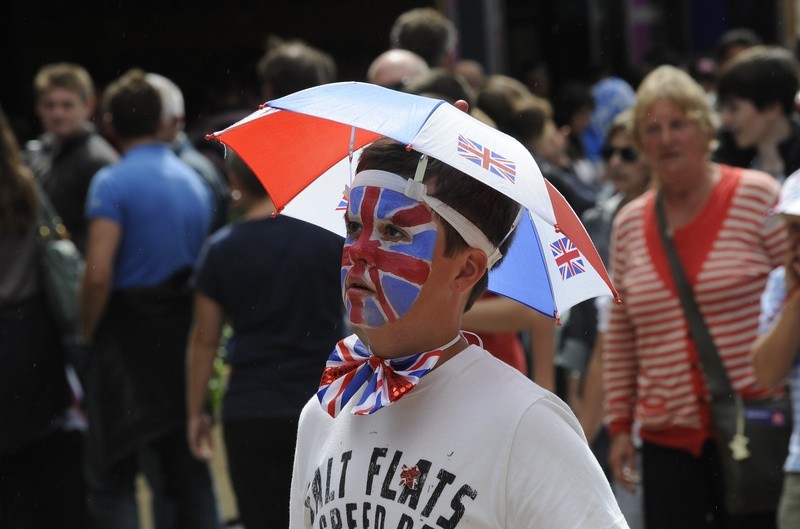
[208,82,618,317]
[457,134,517,183]
[551,237,585,280]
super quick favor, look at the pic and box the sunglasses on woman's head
[600,145,638,162]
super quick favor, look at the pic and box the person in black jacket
[23,62,119,254]
[714,45,800,182]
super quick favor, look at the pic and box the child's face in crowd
[36,87,91,140]
[342,185,439,328]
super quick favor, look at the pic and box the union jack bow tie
[317,333,459,417]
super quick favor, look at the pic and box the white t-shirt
[290,345,629,529]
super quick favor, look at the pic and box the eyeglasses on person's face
[600,145,638,163]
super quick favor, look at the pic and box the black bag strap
[654,192,734,399]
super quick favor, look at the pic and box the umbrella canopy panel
[219,107,381,211]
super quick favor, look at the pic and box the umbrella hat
[210,82,618,317]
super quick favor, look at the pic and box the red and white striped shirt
[604,165,786,456]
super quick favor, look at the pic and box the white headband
[347,169,508,267]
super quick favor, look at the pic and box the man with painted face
[289,137,629,528]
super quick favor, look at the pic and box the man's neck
[757,115,792,153]
[119,136,159,153]
[50,123,90,148]
[243,197,276,220]
[360,319,466,360]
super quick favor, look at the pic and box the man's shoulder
[83,132,120,163]
[448,345,552,405]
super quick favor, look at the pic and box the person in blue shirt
[80,68,219,529]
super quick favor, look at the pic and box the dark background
[1,0,786,144]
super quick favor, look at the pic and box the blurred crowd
[2,6,800,529]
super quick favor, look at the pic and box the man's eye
[383,225,406,239]
[345,220,362,235]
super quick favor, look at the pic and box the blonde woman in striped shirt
[603,65,787,529]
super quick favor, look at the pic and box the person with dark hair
[191,37,336,183]
[289,135,628,528]
[257,37,337,100]
[389,7,458,68]
[454,58,487,96]
[403,67,475,107]
[714,45,800,181]
[23,62,119,254]
[186,151,345,529]
[475,74,532,134]
[80,69,219,528]
[715,27,763,69]
[500,87,596,217]
[552,81,600,189]
[0,104,91,528]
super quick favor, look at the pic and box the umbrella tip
[204,133,217,141]
[258,103,267,109]
[554,224,562,234]
[553,310,562,327]
[614,295,623,305]
[405,144,413,152]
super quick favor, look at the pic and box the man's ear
[102,113,118,142]
[452,247,488,294]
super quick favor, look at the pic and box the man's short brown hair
[356,138,519,310]
[34,62,95,102]
[103,69,162,139]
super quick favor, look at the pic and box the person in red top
[462,292,555,389]
[603,65,787,529]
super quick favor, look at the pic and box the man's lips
[345,274,375,293]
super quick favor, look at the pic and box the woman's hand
[609,432,640,493]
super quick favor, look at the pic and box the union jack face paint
[341,185,439,328]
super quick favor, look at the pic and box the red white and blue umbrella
[209,82,618,318]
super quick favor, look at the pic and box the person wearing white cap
[752,171,800,529]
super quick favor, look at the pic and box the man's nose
[345,233,376,264]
